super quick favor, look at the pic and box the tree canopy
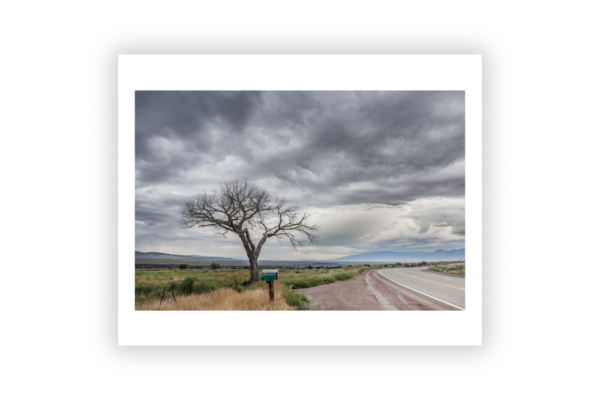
[181,180,319,281]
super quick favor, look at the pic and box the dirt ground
[294,269,450,310]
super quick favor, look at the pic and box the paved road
[294,269,448,310]
[378,267,465,309]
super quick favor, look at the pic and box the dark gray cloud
[135,91,465,256]
[135,91,263,186]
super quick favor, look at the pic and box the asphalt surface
[294,269,449,310]
[378,267,465,309]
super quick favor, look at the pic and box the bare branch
[180,179,319,281]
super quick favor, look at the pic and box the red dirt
[294,269,448,310]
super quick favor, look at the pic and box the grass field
[135,265,384,310]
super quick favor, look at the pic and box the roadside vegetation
[281,268,362,289]
[135,264,390,311]
[135,281,296,311]
[426,263,466,276]
[135,262,464,310]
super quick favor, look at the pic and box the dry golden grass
[136,282,294,311]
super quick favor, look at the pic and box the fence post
[158,286,167,310]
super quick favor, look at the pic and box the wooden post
[268,280,274,303]
[158,286,167,310]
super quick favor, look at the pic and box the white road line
[378,270,464,311]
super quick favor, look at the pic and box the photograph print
[135,90,466,311]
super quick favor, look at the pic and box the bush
[180,277,195,294]
[283,290,308,307]
[179,264,187,270]
[167,282,178,292]
[292,281,311,289]
[335,272,355,281]
[193,281,213,293]
[309,277,324,287]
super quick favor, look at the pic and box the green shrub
[283,290,308,307]
[193,281,213,293]
[169,279,213,296]
[180,277,195,294]
[334,272,355,281]
[167,282,178,292]
[309,277,324,287]
[292,281,311,289]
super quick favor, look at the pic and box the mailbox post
[261,269,279,303]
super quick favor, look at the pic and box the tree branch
[180,179,319,253]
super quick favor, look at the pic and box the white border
[118,55,482,346]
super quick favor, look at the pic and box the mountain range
[135,251,233,260]
[333,248,465,261]
[135,248,465,263]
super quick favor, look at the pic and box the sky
[135,91,465,260]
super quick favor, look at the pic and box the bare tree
[180,180,319,282]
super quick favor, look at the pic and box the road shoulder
[294,269,447,310]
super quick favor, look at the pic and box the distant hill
[334,248,465,261]
[301,262,341,267]
[135,251,233,260]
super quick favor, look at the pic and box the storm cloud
[135,91,465,259]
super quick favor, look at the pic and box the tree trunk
[249,256,260,282]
